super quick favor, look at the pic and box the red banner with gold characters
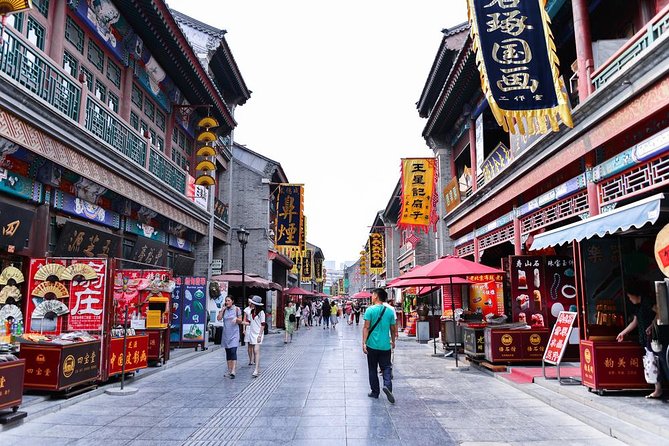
[67,259,107,331]
[398,158,438,232]
[275,184,303,252]
[108,335,149,376]
[368,233,384,274]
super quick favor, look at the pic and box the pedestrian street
[1,321,622,446]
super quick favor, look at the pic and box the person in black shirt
[321,299,331,329]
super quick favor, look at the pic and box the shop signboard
[509,255,548,326]
[543,257,577,326]
[67,259,107,331]
[125,218,167,242]
[543,311,577,365]
[127,236,167,266]
[466,274,505,317]
[0,167,42,202]
[168,234,193,252]
[54,221,120,258]
[22,345,61,389]
[580,340,649,391]
[485,328,548,363]
[180,277,207,343]
[170,277,183,343]
[0,201,34,251]
[108,336,149,376]
[59,341,100,388]
[443,176,461,214]
[53,191,121,229]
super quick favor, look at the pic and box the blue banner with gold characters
[468,0,573,134]
[275,184,303,249]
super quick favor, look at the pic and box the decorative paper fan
[34,263,68,282]
[0,266,24,285]
[0,285,21,304]
[32,281,69,299]
[0,304,23,323]
[32,299,69,318]
[63,263,98,281]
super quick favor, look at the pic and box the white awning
[530,193,664,251]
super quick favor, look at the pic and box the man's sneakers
[383,386,395,404]
[367,391,379,398]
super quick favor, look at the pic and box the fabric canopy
[530,193,663,251]
[388,276,472,288]
[400,255,504,280]
[212,270,282,290]
[284,286,314,296]
[352,291,372,298]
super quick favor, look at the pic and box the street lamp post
[236,226,249,310]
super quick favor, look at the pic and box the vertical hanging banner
[302,249,313,280]
[359,250,368,276]
[275,184,303,254]
[467,0,573,134]
[368,233,384,274]
[67,259,107,331]
[398,158,438,232]
[314,258,323,282]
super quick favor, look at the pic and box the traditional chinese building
[0,1,246,279]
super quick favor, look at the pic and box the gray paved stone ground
[0,319,626,445]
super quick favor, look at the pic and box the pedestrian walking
[217,296,242,379]
[345,301,353,325]
[243,295,266,377]
[362,288,397,403]
[295,302,302,331]
[322,298,331,329]
[284,300,296,344]
[302,302,311,329]
[353,301,362,325]
[307,301,314,326]
[315,300,323,326]
[330,299,338,327]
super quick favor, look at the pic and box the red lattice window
[599,155,669,206]
[520,191,589,234]
[478,223,514,250]
[456,242,475,258]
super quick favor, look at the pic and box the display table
[107,335,149,377]
[136,329,169,365]
[20,341,101,391]
[463,326,486,359]
[484,327,549,363]
[579,339,651,394]
[0,359,25,412]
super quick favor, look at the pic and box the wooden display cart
[579,340,650,395]
[463,326,486,359]
[19,340,101,392]
[136,329,169,365]
[484,327,549,363]
[107,335,149,376]
[0,359,25,413]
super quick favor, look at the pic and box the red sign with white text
[543,311,577,364]
[67,259,107,331]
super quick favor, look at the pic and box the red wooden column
[473,236,480,262]
[469,118,477,193]
[586,154,600,217]
[572,0,595,101]
[513,212,522,255]
[47,0,66,65]
[119,67,134,121]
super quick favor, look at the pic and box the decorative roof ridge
[213,38,252,101]
[232,142,283,172]
[171,9,226,38]
[442,22,470,38]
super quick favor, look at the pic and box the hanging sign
[53,190,120,229]
[54,221,120,258]
[67,259,107,331]
[369,233,384,274]
[359,250,367,276]
[127,236,167,266]
[314,258,323,282]
[302,249,313,280]
[0,201,34,251]
[398,158,438,232]
[467,0,573,134]
[275,184,303,251]
[543,311,577,364]
[444,177,461,214]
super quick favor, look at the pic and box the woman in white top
[243,295,266,377]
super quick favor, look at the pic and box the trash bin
[440,318,462,347]
[214,326,223,345]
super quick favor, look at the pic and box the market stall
[0,342,25,422]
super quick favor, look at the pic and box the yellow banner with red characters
[399,158,438,232]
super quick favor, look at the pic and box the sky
[167,0,468,265]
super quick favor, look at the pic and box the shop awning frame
[530,193,664,251]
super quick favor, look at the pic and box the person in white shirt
[243,295,266,378]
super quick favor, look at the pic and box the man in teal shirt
[362,288,397,403]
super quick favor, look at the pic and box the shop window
[106,59,121,88]
[107,92,119,113]
[122,239,135,260]
[178,130,185,149]
[7,13,24,33]
[167,251,174,269]
[149,128,156,146]
[80,66,93,90]
[131,83,143,108]
[63,51,78,78]
[172,129,178,144]
[130,111,139,130]
[27,16,45,50]
[155,110,165,131]
[65,17,84,53]
[87,40,104,72]
[34,0,49,18]
[185,137,193,155]
[144,100,155,121]
[156,136,164,152]
[140,120,148,135]
[94,79,106,102]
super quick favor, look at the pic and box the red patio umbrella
[397,256,504,366]
[352,291,372,299]
[212,270,281,290]
[387,276,472,288]
[284,286,314,296]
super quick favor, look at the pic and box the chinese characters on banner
[0,202,34,252]
[398,158,438,232]
[466,274,505,317]
[467,0,573,134]
[54,221,119,258]
[443,177,461,215]
[314,258,323,282]
[302,249,313,280]
[368,233,384,274]
[275,184,303,251]
[67,259,107,331]
[543,311,577,364]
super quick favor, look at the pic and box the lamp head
[236,227,249,245]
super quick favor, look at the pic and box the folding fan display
[63,263,98,281]
[34,263,69,282]
[32,281,69,299]
[0,266,24,285]
[32,299,69,318]
[0,285,21,304]
[0,304,23,323]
